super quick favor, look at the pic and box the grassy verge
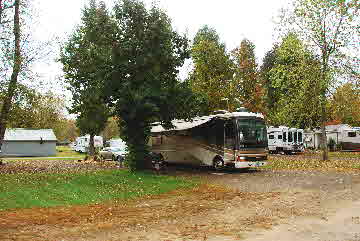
[264,156,360,171]
[56,146,85,158]
[303,151,360,159]
[0,170,196,211]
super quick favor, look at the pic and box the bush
[336,143,342,151]
[328,138,336,152]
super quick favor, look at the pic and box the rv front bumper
[227,161,267,169]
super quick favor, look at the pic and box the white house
[0,129,57,157]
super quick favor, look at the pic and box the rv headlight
[237,156,247,162]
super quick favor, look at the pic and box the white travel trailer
[74,135,103,153]
[304,124,360,150]
[267,126,304,154]
[149,109,268,170]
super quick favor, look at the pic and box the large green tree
[281,0,360,160]
[189,25,235,112]
[260,45,279,117]
[106,0,197,171]
[267,33,323,128]
[60,0,115,157]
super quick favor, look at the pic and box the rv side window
[298,132,303,142]
[269,135,275,140]
[225,121,236,150]
[191,120,223,148]
[278,135,282,139]
[288,132,293,142]
[348,132,356,137]
[283,133,287,142]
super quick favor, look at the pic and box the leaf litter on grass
[0,184,283,241]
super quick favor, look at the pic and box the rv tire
[213,157,224,171]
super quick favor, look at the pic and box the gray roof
[326,124,352,132]
[151,116,213,133]
[4,128,57,141]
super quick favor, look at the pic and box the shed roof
[4,128,57,141]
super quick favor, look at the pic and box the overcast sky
[32,0,291,94]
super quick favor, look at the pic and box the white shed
[0,129,57,157]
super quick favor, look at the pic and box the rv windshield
[237,118,268,148]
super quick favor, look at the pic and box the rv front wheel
[213,157,224,171]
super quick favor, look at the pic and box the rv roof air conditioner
[212,110,229,115]
[236,107,248,112]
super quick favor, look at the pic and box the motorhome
[149,109,268,170]
[74,135,103,153]
[267,126,304,154]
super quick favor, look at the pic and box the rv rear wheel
[213,157,225,171]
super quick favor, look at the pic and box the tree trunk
[123,120,151,172]
[321,120,328,160]
[0,0,21,152]
[320,53,329,161]
[89,133,95,157]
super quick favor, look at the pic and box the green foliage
[282,0,360,160]
[266,33,323,128]
[0,84,76,141]
[0,170,196,210]
[328,138,336,151]
[106,0,198,171]
[260,45,279,115]
[60,0,116,155]
[189,25,234,112]
[329,82,360,126]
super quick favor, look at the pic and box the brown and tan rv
[150,110,268,170]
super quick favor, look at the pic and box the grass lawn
[0,170,197,211]
[55,146,85,158]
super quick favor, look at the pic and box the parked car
[99,146,127,162]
